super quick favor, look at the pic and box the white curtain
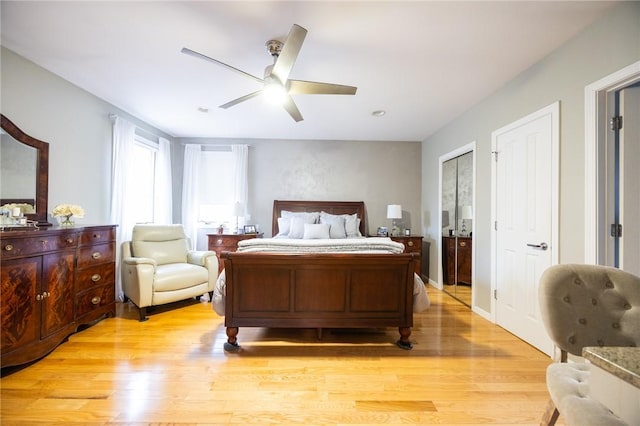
[154,137,173,224]
[232,144,249,228]
[109,116,137,301]
[182,144,201,249]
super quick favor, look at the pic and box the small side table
[389,235,423,278]
[207,233,263,271]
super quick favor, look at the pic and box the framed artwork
[377,226,388,237]
[244,225,257,234]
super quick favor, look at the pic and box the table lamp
[387,204,402,237]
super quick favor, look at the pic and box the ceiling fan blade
[219,90,263,109]
[181,47,264,84]
[282,95,303,122]
[288,80,357,95]
[271,24,307,84]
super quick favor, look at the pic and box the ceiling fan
[181,24,357,122]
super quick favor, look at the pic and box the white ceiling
[1,1,616,141]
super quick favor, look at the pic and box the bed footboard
[222,252,417,350]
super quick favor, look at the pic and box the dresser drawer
[77,242,115,268]
[76,262,115,291]
[1,232,78,259]
[75,283,115,318]
[79,228,116,246]
[209,236,240,248]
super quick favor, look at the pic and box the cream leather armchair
[121,224,218,321]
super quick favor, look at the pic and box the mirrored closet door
[441,151,473,306]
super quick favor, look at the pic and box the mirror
[441,151,473,306]
[1,114,51,226]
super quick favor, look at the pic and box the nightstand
[389,235,423,277]
[207,233,263,271]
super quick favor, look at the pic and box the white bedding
[212,237,430,316]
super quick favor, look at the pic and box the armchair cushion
[131,239,188,265]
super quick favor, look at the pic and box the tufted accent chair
[538,263,639,426]
[121,224,218,321]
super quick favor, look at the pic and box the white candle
[12,207,21,217]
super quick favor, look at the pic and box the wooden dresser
[207,233,263,271]
[390,235,423,278]
[1,225,116,368]
[442,236,472,285]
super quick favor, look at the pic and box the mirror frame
[1,114,51,226]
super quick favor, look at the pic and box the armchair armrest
[121,256,158,308]
[188,250,219,290]
[188,250,217,267]
[122,256,157,267]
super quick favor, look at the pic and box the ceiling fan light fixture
[263,81,288,105]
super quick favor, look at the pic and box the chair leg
[138,306,149,322]
[540,398,560,426]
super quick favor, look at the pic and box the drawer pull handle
[43,292,50,298]
[91,274,102,282]
[36,294,43,301]
[66,238,73,244]
[91,296,101,305]
[217,239,223,245]
[460,242,466,247]
[93,234,101,239]
[92,252,102,259]
[407,241,414,247]
[4,244,13,251]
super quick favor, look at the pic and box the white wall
[1,47,171,225]
[421,2,640,313]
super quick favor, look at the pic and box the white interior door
[492,103,558,356]
[620,86,640,276]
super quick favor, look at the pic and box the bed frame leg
[224,327,240,352]
[396,327,413,350]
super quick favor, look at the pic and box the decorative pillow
[277,217,291,237]
[289,215,317,238]
[319,213,347,239]
[344,213,362,238]
[303,223,331,239]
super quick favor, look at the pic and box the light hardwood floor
[1,286,560,425]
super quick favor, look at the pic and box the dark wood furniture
[1,114,51,227]
[442,236,472,285]
[221,200,417,351]
[207,233,263,272]
[390,235,423,277]
[1,225,116,368]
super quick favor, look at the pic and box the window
[129,134,157,224]
[197,148,235,227]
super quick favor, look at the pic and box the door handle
[527,242,548,250]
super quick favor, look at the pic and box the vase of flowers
[52,204,85,226]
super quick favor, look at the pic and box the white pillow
[303,223,330,239]
[319,213,347,239]
[344,213,362,238]
[277,216,292,237]
[289,215,317,238]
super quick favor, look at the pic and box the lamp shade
[387,204,402,219]
[460,205,473,220]
[232,202,244,216]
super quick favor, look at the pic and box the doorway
[584,60,640,269]
[439,144,475,307]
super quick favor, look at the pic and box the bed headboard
[272,200,366,236]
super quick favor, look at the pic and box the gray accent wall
[421,2,640,313]
[175,138,422,238]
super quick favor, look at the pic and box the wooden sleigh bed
[220,200,421,351]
